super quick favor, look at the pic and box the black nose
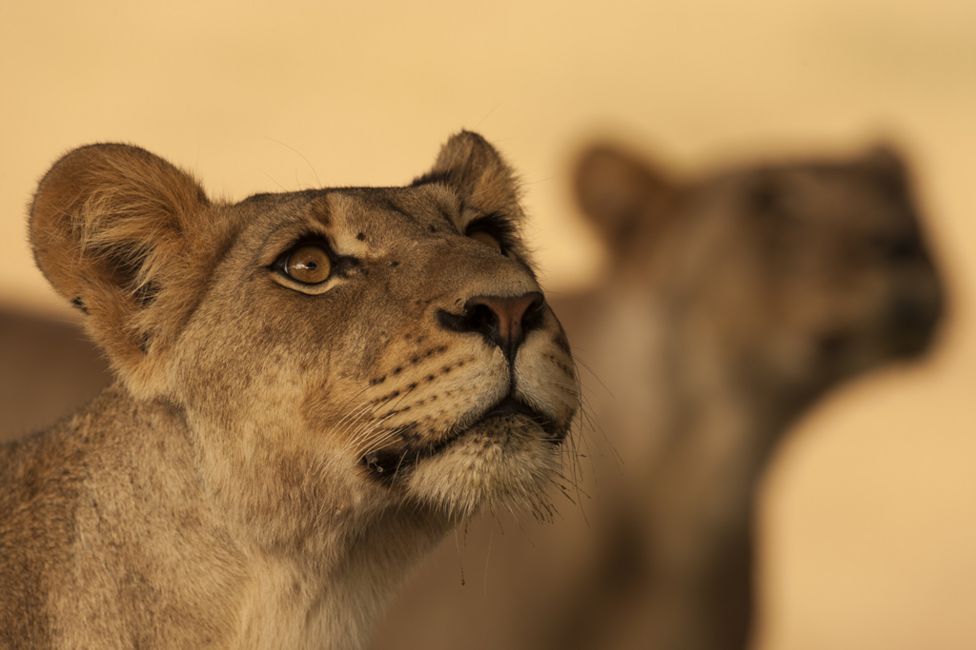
[438,291,546,360]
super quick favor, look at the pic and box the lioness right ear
[29,143,212,397]
[574,144,678,253]
[420,130,524,221]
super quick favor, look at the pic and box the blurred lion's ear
[860,143,910,190]
[574,144,678,252]
[29,143,212,397]
[419,130,523,220]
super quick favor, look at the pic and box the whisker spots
[544,353,577,378]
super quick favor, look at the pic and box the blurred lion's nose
[438,291,546,360]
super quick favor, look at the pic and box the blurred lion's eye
[469,230,503,255]
[284,245,332,284]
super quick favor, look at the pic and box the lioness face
[576,145,944,397]
[178,179,578,519]
[30,132,579,531]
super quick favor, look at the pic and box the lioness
[372,141,944,650]
[0,132,579,649]
[538,142,946,650]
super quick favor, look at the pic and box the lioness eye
[284,245,332,284]
[469,230,503,254]
[464,213,514,256]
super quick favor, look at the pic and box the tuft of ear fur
[420,130,523,220]
[574,144,678,253]
[29,143,214,397]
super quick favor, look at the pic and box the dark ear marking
[242,192,276,204]
[71,296,88,314]
[410,170,452,187]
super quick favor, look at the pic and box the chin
[403,414,567,521]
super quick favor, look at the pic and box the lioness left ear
[574,144,679,254]
[30,143,213,398]
[421,130,523,220]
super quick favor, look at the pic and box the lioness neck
[0,386,442,649]
[551,284,793,650]
[595,286,799,650]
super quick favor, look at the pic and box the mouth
[361,395,564,483]
[479,396,560,434]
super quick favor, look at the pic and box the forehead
[236,182,464,242]
[700,158,918,234]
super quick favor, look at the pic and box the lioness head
[29,132,579,543]
[575,143,944,406]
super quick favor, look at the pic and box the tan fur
[0,132,579,649]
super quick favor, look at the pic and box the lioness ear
[420,130,522,219]
[30,143,211,397]
[860,143,909,189]
[574,144,678,253]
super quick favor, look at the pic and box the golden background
[1,1,974,647]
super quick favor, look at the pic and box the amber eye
[283,245,332,284]
[469,230,503,254]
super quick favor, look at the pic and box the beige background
[2,1,974,648]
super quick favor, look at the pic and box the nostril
[438,291,548,358]
[522,292,545,326]
[465,303,499,333]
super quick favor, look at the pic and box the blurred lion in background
[373,140,944,650]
